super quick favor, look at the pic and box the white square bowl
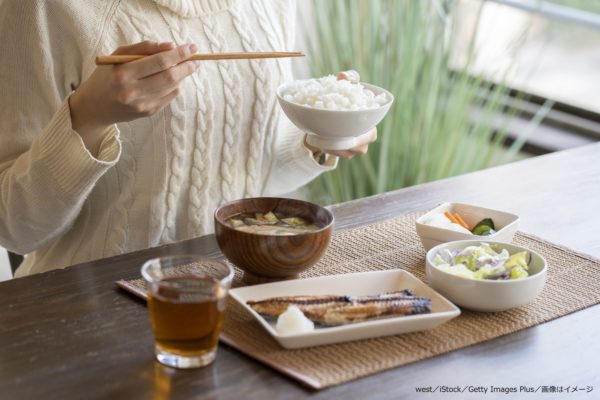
[415,202,520,251]
[228,269,460,349]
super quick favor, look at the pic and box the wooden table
[1,143,599,399]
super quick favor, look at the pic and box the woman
[0,0,376,277]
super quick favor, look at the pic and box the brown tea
[147,276,225,356]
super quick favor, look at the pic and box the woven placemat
[117,211,600,389]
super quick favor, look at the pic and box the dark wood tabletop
[1,143,599,400]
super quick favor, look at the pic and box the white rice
[282,75,389,111]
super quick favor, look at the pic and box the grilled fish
[247,290,431,325]
[247,289,415,315]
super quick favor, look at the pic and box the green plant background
[301,0,547,205]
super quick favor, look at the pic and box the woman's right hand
[69,40,199,156]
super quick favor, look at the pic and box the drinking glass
[141,255,234,369]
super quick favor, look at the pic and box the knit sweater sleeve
[0,1,121,255]
[262,113,337,196]
[262,0,337,196]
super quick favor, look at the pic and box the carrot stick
[454,213,470,230]
[444,211,459,224]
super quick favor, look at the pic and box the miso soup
[227,211,321,235]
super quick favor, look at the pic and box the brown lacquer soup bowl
[214,197,334,284]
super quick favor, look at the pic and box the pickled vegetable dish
[433,243,530,280]
[227,212,321,235]
[443,211,497,236]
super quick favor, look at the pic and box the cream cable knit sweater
[0,0,336,277]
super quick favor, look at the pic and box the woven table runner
[117,211,600,389]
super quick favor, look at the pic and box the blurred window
[454,0,600,114]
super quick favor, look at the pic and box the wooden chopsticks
[95,52,304,65]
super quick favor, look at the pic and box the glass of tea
[141,255,234,369]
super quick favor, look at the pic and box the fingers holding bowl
[337,70,361,83]
[321,128,377,159]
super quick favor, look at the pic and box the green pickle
[471,218,496,236]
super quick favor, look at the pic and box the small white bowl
[415,202,519,251]
[425,240,547,312]
[276,81,394,150]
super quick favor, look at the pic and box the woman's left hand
[305,128,377,159]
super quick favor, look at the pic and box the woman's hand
[304,127,377,159]
[304,69,378,160]
[69,41,199,156]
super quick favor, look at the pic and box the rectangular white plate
[229,269,460,349]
